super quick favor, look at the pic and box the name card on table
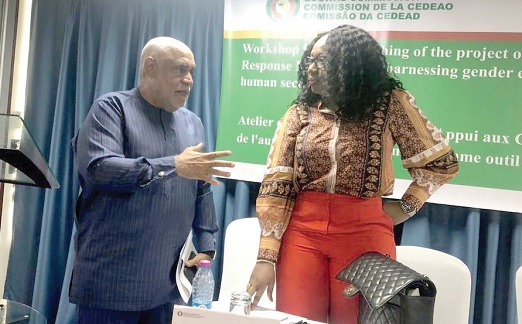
[172,305,281,324]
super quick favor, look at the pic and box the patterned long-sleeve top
[256,90,459,262]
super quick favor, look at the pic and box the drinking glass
[229,291,251,315]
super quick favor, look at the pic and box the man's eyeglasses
[304,56,325,69]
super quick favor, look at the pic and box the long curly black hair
[293,25,403,121]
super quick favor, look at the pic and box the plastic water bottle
[191,260,215,309]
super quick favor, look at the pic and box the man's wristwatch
[399,201,417,218]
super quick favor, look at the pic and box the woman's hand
[246,261,276,309]
[383,200,411,225]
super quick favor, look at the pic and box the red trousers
[276,191,396,324]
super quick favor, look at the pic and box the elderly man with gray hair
[71,37,234,323]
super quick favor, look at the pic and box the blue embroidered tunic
[71,88,218,310]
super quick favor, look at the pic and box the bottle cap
[199,260,211,267]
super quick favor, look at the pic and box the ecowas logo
[266,0,300,21]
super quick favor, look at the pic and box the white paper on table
[173,305,281,324]
[250,307,290,321]
[176,230,198,303]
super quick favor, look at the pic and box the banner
[216,0,522,213]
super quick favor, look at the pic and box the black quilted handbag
[336,251,437,324]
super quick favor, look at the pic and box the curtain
[5,0,233,322]
[3,0,521,323]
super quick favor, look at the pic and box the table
[211,301,326,324]
[0,299,47,324]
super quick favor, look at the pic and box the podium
[0,114,60,323]
[0,114,59,188]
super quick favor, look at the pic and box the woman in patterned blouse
[245,25,459,323]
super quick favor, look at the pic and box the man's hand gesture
[175,143,235,185]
